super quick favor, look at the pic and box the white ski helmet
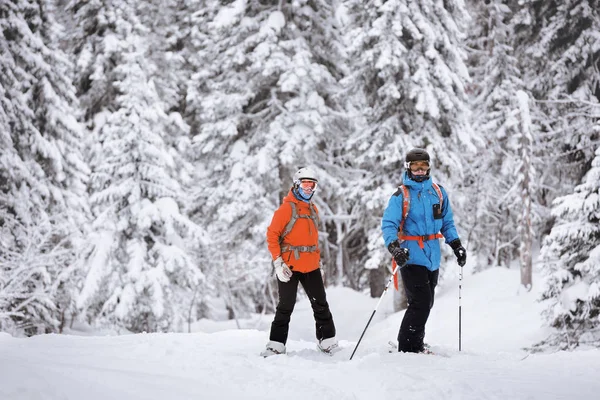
[293,167,319,184]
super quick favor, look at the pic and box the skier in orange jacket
[261,167,337,357]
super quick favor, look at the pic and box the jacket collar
[283,189,312,204]
[291,187,312,203]
[402,171,432,190]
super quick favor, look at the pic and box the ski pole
[459,264,463,351]
[350,262,401,360]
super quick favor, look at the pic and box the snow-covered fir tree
[0,0,88,334]
[539,142,600,349]
[68,0,207,333]
[134,0,190,114]
[512,0,600,205]
[465,0,599,279]
[342,0,478,298]
[186,0,350,315]
[463,0,527,269]
[1,0,598,342]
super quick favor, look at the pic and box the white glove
[274,256,293,283]
[319,260,325,278]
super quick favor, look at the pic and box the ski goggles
[299,179,317,191]
[405,161,431,172]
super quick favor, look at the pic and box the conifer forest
[1,0,598,350]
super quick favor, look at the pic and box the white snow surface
[1,267,599,400]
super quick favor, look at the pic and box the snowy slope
[1,267,599,400]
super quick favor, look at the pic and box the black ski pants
[269,268,336,345]
[398,264,439,353]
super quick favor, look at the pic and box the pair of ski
[263,342,444,358]
[323,341,438,356]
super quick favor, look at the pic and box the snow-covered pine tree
[186,0,349,315]
[0,212,76,335]
[133,0,199,243]
[69,0,207,333]
[465,0,599,277]
[342,0,477,301]
[183,0,263,319]
[463,0,526,269]
[538,142,600,350]
[133,0,198,122]
[0,0,88,334]
[512,0,600,208]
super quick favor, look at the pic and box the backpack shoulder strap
[399,185,410,234]
[308,202,319,226]
[432,182,443,209]
[279,201,320,247]
[280,202,298,243]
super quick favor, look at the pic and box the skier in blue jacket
[382,148,467,353]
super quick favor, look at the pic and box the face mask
[298,187,313,199]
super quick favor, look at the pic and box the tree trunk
[517,90,533,290]
[369,267,384,297]
[335,204,345,286]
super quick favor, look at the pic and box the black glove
[388,240,409,267]
[449,239,467,267]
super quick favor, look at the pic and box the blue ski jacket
[381,172,460,271]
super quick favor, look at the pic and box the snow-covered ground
[1,267,599,400]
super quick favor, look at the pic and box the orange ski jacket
[266,190,320,273]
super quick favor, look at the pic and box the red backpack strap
[397,183,445,249]
[398,185,410,235]
[394,185,410,291]
[432,182,443,209]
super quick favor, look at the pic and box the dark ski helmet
[405,148,431,182]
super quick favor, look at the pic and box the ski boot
[260,340,286,358]
[317,337,339,355]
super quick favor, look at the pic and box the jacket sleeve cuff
[449,239,462,250]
